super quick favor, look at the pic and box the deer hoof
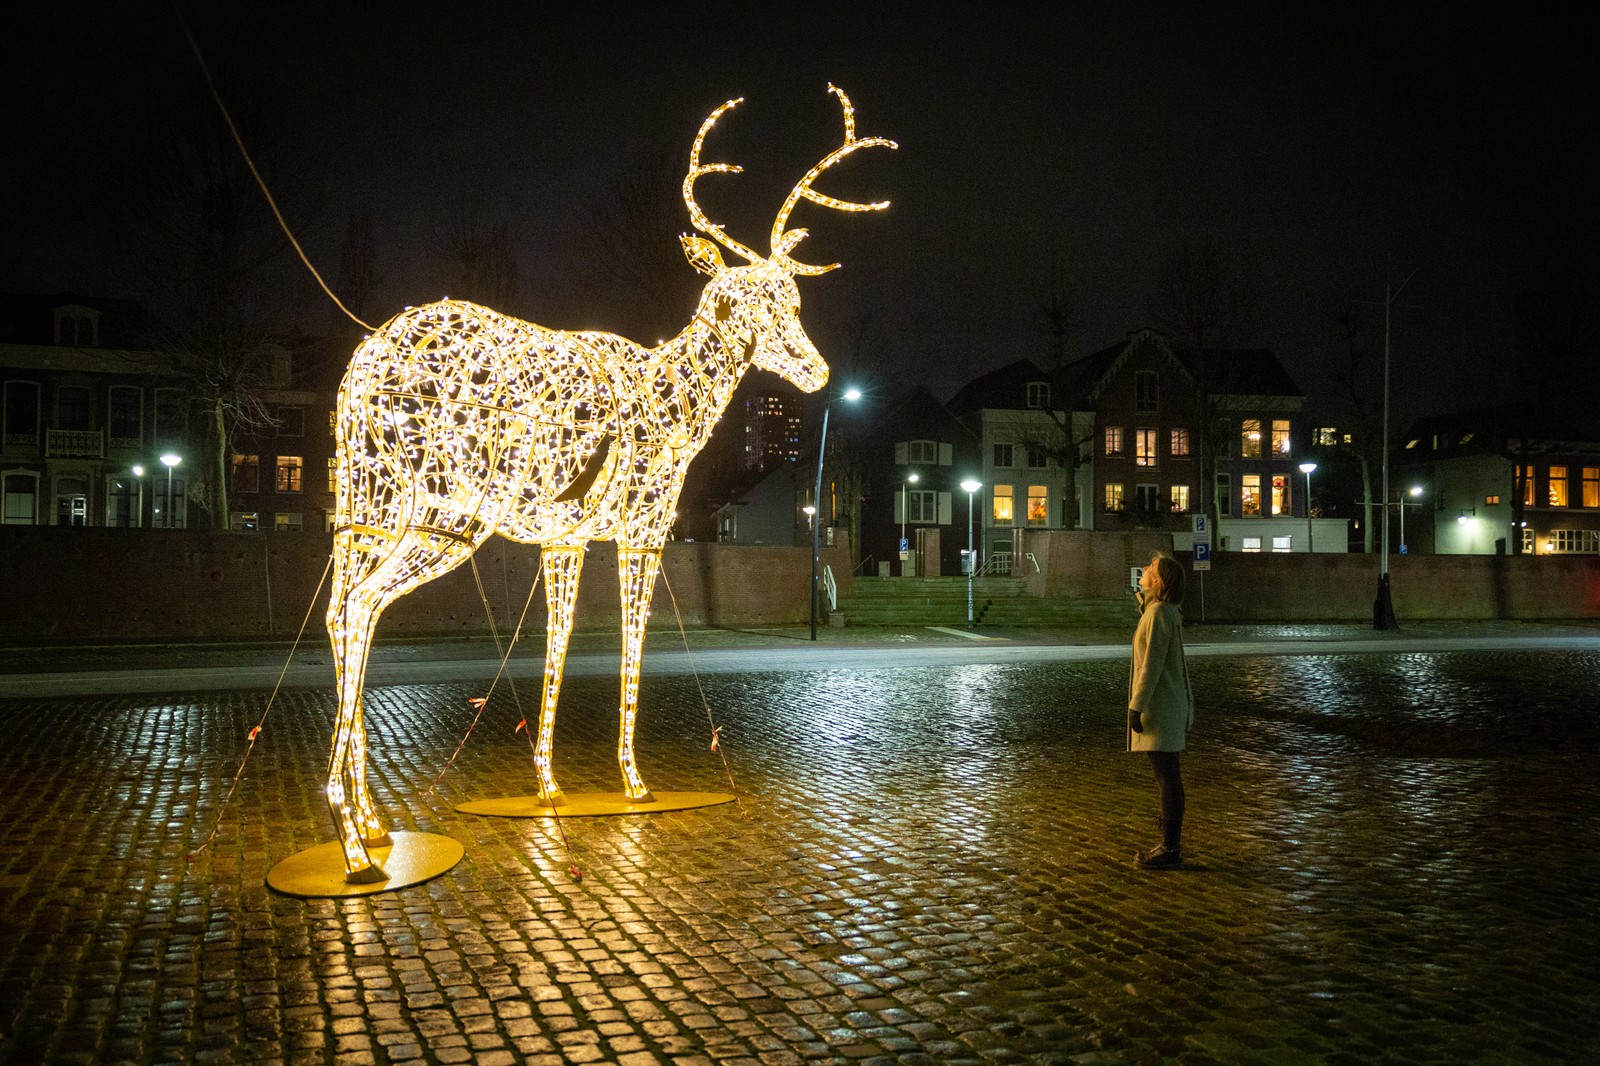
[363,832,394,847]
[627,791,657,805]
[345,863,389,885]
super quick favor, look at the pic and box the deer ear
[681,234,726,276]
[774,228,809,257]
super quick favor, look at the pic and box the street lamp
[811,387,861,641]
[1298,462,1316,553]
[960,478,982,625]
[159,454,181,529]
[1401,484,1422,552]
[901,472,919,575]
[131,464,145,528]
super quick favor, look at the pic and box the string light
[321,87,894,881]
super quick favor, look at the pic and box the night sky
[6,3,1595,429]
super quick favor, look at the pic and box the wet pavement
[2,627,1599,1063]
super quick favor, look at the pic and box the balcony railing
[46,429,105,458]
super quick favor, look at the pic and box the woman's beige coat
[1127,597,1195,752]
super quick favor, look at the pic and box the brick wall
[0,528,852,643]
[1020,529,1600,621]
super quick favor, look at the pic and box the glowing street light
[960,478,982,624]
[1298,462,1316,553]
[811,386,862,640]
[131,464,145,528]
[1401,484,1422,552]
[160,454,181,529]
[901,471,919,574]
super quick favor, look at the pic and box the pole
[166,466,174,529]
[900,479,907,571]
[960,479,981,625]
[1374,265,1411,630]
[1399,495,1406,552]
[1304,468,1314,552]
[810,405,830,641]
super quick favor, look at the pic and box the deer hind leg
[327,531,477,881]
[533,544,585,806]
[616,547,661,801]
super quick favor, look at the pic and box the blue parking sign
[1193,542,1211,570]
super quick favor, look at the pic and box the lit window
[1170,428,1190,457]
[1027,485,1047,525]
[1170,484,1190,513]
[1104,426,1124,457]
[1583,468,1599,508]
[1549,465,1568,507]
[1104,483,1125,513]
[1270,474,1288,516]
[1485,494,1500,505]
[1135,428,1157,467]
[1271,536,1292,553]
[1314,427,1338,446]
[230,511,259,531]
[274,512,304,532]
[232,454,260,493]
[275,456,303,493]
[1271,420,1290,458]
[993,485,1015,523]
[328,457,338,493]
[1241,474,1262,516]
[1241,536,1262,553]
[1405,438,1420,449]
[1240,419,1262,459]
[1518,465,1535,505]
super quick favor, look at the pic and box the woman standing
[1128,552,1196,869]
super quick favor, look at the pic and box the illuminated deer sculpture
[322,87,894,880]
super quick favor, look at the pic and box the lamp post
[1401,484,1421,552]
[811,387,861,641]
[131,464,145,528]
[159,454,181,529]
[1375,264,1414,630]
[901,472,919,575]
[960,478,982,625]
[1298,462,1316,553]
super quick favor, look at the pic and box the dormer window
[52,305,100,347]
[1026,382,1050,409]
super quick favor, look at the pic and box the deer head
[680,85,895,394]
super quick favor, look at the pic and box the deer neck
[635,317,751,455]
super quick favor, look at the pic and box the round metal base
[265,831,464,898]
[456,791,735,818]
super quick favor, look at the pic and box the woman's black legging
[1147,750,1184,847]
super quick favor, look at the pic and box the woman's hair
[1146,552,1187,605]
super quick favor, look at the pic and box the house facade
[947,358,1087,573]
[1059,329,1335,553]
[0,293,192,528]
[1398,406,1600,556]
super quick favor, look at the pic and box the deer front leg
[535,545,586,807]
[327,589,389,882]
[616,548,660,801]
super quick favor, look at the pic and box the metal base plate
[265,831,464,898]
[456,791,735,818]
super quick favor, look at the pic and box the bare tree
[1151,240,1256,534]
[1327,301,1384,551]
[436,205,521,309]
[119,88,309,528]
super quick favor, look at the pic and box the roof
[1053,329,1303,405]
[1399,402,1600,458]
[945,358,1052,416]
[0,291,162,350]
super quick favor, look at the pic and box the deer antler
[682,98,766,267]
[769,85,897,276]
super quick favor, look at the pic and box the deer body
[322,87,893,881]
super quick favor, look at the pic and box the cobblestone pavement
[2,642,1598,1064]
